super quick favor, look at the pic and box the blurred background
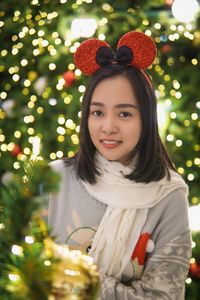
[0,0,199,298]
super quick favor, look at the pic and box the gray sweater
[48,160,192,300]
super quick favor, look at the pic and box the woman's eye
[91,110,103,117]
[119,112,132,118]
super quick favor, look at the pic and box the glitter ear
[74,39,111,75]
[117,31,157,69]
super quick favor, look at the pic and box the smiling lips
[100,139,122,149]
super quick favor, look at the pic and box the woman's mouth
[100,139,122,149]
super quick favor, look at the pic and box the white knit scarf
[81,152,188,280]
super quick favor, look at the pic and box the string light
[71,18,98,38]
[25,236,34,244]
[172,0,199,23]
[8,274,20,282]
[12,245,23,256]
[189,205,200,230]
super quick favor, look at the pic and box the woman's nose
[100,117,119,134]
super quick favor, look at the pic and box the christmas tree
[0,0,199,298]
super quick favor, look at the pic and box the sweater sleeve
[99,189,192,300]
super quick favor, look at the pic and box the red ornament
[189,262,200,279]
[63,71,76,87]
[161,44,172,54]
[164,0,173,6]
[11,144,22,157]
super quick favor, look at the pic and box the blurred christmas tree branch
[0,159,100,300]
[0,159,61,299]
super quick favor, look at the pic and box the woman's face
[88,75,142,165]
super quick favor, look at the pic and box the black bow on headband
[96,45,133,66]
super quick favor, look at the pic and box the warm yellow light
[170,112,177,119]
[143,20,149,26]
[25,236,34,244]
[38,30,45,37]
[186,160,193,167]
[8,274,20,282]
[58,116,65,125]
[154,23,161,29]
[14,131,21,138]
[78,85,86,93]
[75,69,81,76]
[55,38,62,45]
[71,18,97,38]
[24,147,31,155]
[13,74,20,82]
[37,107,44,114]
[71,134,79,145]
[191,58,198,65]
[175,140,182,147]
[12,245,23,256]
[21,59,28,66]
[50,49,57,55]
[177,167,184,174]
[185,278,192,284]
[68,151,75,158]
[32,136,41,156]
[172,0,199,23]
[50,152,57,160]
[24,79,31,87]
[49,63,56,70]
[56,151,63,158]
[27,128,34,135]
[166,134,174,142]
[13,162,20,169]
[0,92,7,99]
[194,158,200,165]
[145,30,152,36]
[58,135,65,142]
[1,49,8,56]
[44,260,51,266]
[29,28,36,35]
[57,127,66,135]
[98,34,106,40]
[189,205,200,230]
[191,113,198,120]
[0,134,5,142]
[188,174,194,181]
[184,120,190,126]
[65,119,76,130]
[33,49,40,56]
[64,96,72,104]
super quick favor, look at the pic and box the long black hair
[66,64,176,183]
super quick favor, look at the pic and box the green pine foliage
[0,159,61,299]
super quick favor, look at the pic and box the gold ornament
[45,239,100,300]
[28,71,38,81]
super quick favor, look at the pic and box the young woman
[48,31,191,299]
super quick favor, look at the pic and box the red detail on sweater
[131,232,151,265]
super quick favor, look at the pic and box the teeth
[102,140,118,144]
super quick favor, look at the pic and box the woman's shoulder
[154,186,189,214]
[49,158,74,174]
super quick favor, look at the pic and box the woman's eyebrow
[115,103,137,109]
[90,101,137,109]
[90,101,104,106]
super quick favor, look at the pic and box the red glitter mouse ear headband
[74,31,157,83]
